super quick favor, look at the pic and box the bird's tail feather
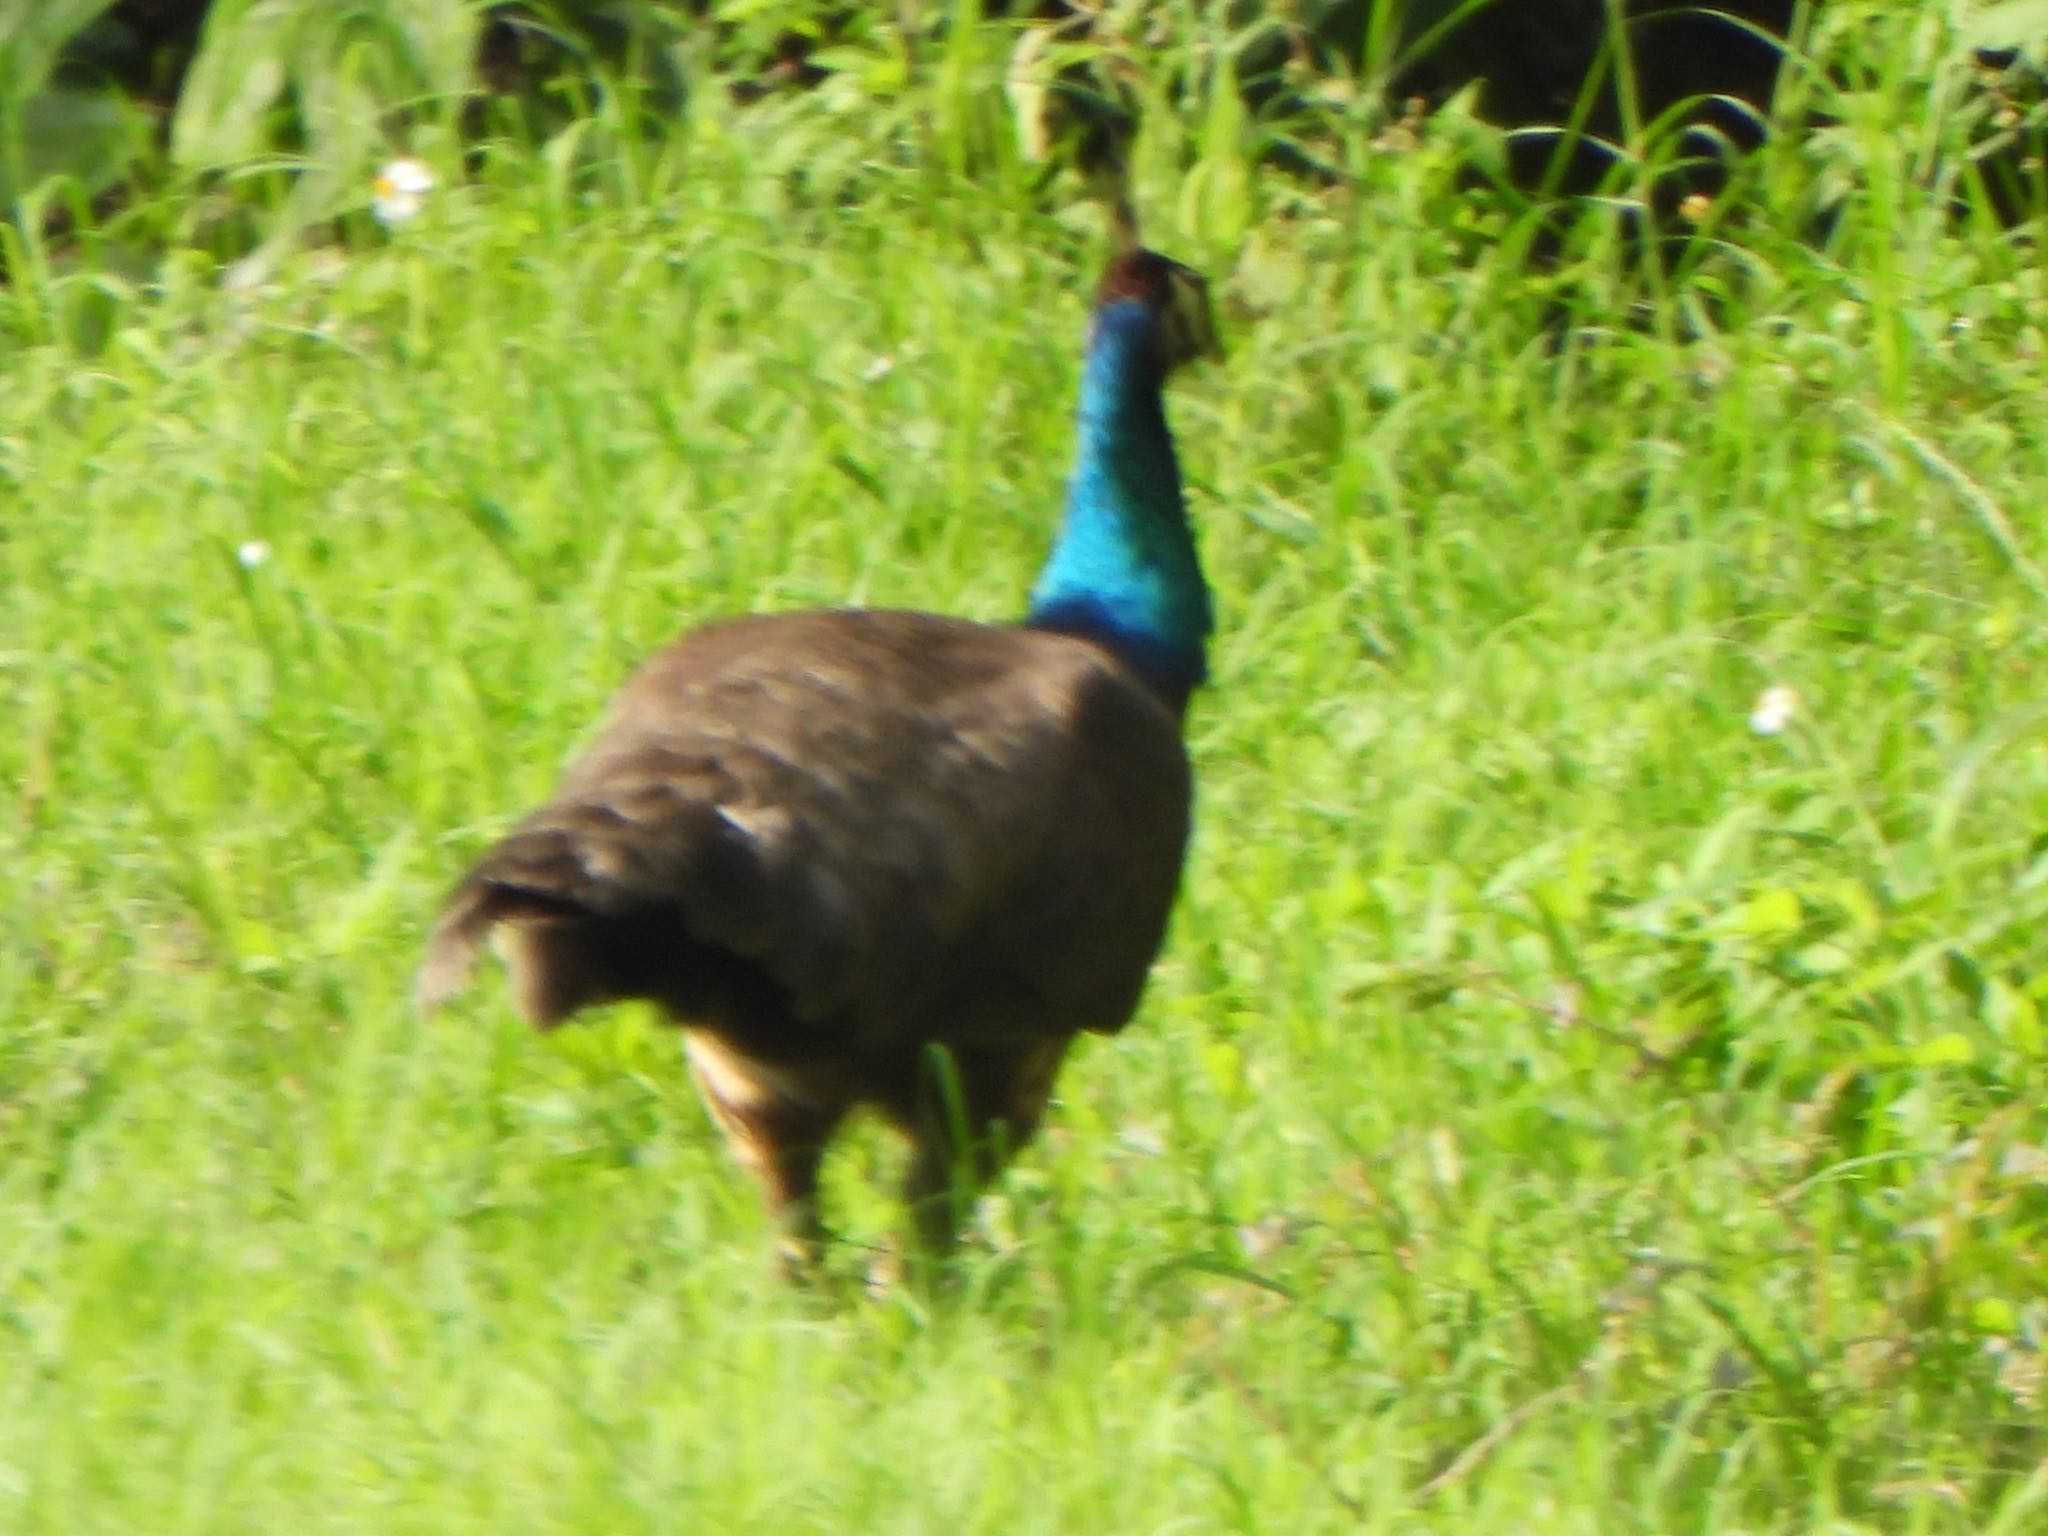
[415,822,660,1026]
[417,801,783,1031]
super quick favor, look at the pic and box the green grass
[3,12,2047,1533]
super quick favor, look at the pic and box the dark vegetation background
[10,0,2048,276]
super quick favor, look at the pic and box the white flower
[1748,684,1800,736]
[371,158,436,228]
[237,540,271,569]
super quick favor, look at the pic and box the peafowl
[419,248,1220,1263]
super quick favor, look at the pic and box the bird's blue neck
[1025,302,1211,708]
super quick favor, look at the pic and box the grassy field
[3,10,2047,1532]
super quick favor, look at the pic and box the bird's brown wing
[418,609,1190,1047]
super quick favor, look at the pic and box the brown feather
[420,608,1191,1258]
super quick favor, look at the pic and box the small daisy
[1748,684,1800,736]
[237,540,272,569]
[372,158,436,228]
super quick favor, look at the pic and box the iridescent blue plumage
[1026,299,1212,707]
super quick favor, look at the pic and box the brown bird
[419,248,1220,1264]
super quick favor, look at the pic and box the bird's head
[1092,249,1221,375]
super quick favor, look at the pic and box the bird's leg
[902,1038,1072,1256]
[765,1146,838,1278]
[741,1120,838,1276]
[684,1034,846,1275]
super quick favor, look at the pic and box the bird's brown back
[420,608,1191,1056]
